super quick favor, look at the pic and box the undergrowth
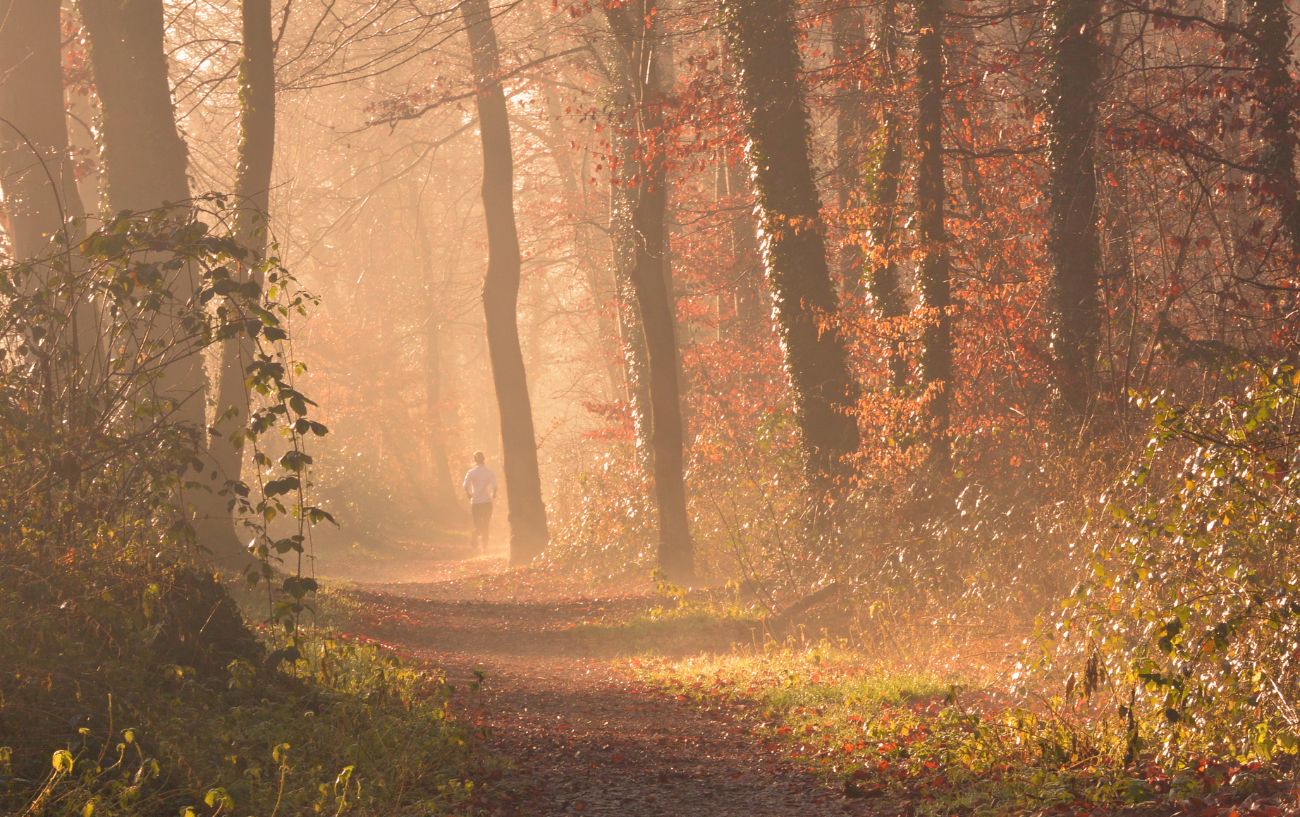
[634,642,1294,816]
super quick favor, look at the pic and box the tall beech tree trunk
[868,0,908,391]
[82,0,243,559]
[832,0,872,298]
[605,0,694,581]
[915,0,952,468]
[461,0,550,563]
[1044,0,1103,420]
[722,0,862,491]
[81,0,197,424]
[209,0,277,558]
[1244,0,1300,263]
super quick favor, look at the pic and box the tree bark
[1044,0,1104,420]
[832,0,872,298]
[461,0,550,563]
[209,0,278,560]
[0,1,85,260]
[81,0,196,423]
[605,0,694,581]
[867,0,908,391]
[82,0,242,558]
[915,0,953,468]
[0,0,97,367]
[610,156,656,478]
[1243,0,1300,263]
[722,0,862,491]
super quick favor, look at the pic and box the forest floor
[323,549,879,817]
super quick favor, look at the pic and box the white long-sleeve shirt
[462,464,498,505]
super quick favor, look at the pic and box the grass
[567,584,767,655]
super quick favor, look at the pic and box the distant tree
[1044,0,1103,420]
[0,1,87,260]
[721,0,861,493]
[0,0,96,365]
[460,0,550,563]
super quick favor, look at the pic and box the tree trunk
[1044,0,1104,420]
[915,0,953,468]
[461,0,550,563]
[0,0,96,366]
[722,0,861,492]
[0,1,85,260]
[832,0,872,298]
[81,0,199,423]
[412,182,458,515]
[1243,0,1300,262]
[539,84,624,402]
[611,161,656,477]
[605,0,694,581]
[867,0,908,391]
[209,0,278,561]
[721,154,766,332]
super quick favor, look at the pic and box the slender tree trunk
[1243,0,1300,263]
[0,0,97,368]
[1044,0,1104,421]
[722,0,862,491]
[832,0,872,298]
[867,0,908,391]
[0,1,85,260]
[538,84,624,401]
[718,150,765,333]
[606,0,694,580]
[461,0,550,563]
[208,0,277,559]
[718,34,765,333]
[915,0,953,468]
[412,183,457,514]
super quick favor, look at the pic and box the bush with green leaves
[1059,362,1300,763]
[0,203,479,815]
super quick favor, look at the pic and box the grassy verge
[633,643,1296,817]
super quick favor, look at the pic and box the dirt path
[337,558,872,817]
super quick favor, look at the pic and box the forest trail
[336,556,873,817]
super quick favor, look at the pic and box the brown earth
[331,554,876,817]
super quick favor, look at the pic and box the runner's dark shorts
[471,501,493,533]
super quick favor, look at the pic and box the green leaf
[52,749,74,773]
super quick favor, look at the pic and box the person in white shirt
[462,451,498,554]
